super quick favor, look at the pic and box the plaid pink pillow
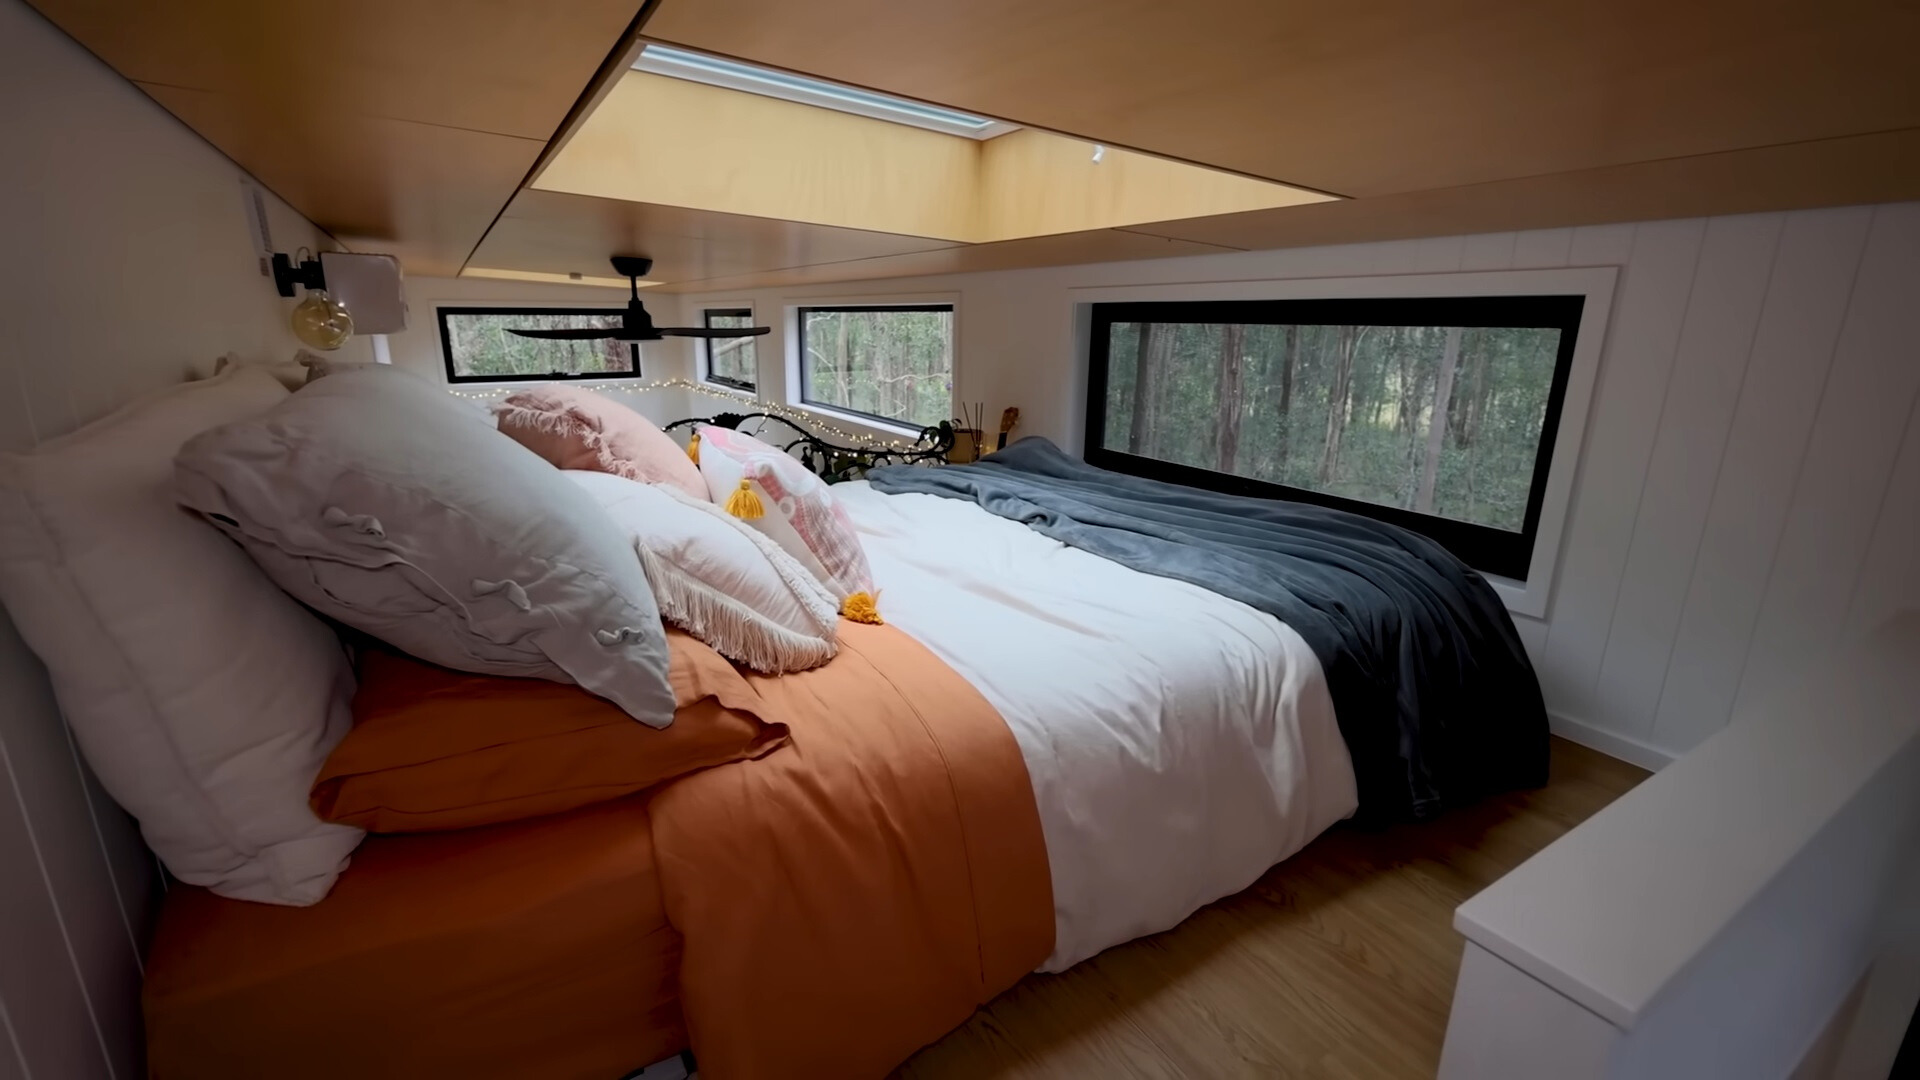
[694,426,876,607]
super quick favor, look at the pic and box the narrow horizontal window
[437,307,636,384]
[798,305,954,429]
[1085,296,1585,579]
[701,308,757,392]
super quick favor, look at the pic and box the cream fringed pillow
[567,470,840,674]
[0,366,362,906]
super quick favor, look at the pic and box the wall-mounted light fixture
[271,250,409,354]
[273,248,353,350]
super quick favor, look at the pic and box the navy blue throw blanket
[867,437,1549,821]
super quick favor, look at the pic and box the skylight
[633,44,1019,140]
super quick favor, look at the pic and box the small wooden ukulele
[996,407,1020,451]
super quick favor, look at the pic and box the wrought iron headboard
[664,412,955,484]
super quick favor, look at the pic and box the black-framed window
[1085,295,1585,579]
[437,307,635,383]
[701,308,757,391]
[798,305,953,428]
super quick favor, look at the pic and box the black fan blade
[655,326,773,338]
[505,327,619,340]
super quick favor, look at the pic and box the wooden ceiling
[27,0,646,276]
[29,0,1920,290]
[644,0,1920,201]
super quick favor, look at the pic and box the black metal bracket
[665,412,956,484]
[271,253,326,298]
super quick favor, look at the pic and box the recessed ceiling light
[633,44,1018,140]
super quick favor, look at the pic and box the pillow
[494,384,706,500]
[294,349,377,384]
[566,470,839,674]
[212,351,308,391]
[694,424,880,621]
[0,366,362,906]
[173,364,677,728]
[311,631,789,832]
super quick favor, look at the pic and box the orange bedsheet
[143,621,1052,1079]
[651,620,1055,1078]
[144,796,687,1079]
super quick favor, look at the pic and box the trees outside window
[702,308,757,391]
[798,306,953,428]
[437,308,634,382]
[1088,296,1584,578]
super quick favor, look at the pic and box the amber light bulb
[291,289,354,350]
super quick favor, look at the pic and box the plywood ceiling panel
[143,84,544,278]
[467,189,966,286]
[1126,128,1920,254]
[536,71,984,241]
[643,0,1920,199]
[33,0,1916,293]
[535,71,1326,245]
[655,229,1240,294]
[29,0,646,275]
[29,0,641,139]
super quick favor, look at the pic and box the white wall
[0,1,343,1075]
[684,202,1920,766]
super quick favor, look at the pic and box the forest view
[442,310,632,379]
[1103,320,1563,532]
[703,309,757,388]
[801,307,953,428]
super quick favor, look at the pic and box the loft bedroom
[2,2,1918,1079]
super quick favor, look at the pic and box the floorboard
[895,738,1649,1080]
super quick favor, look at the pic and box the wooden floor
[894,738,1649,1080]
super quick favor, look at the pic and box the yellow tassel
[687,431,700,464]
[841,591,883,625]
[724,478,764,520]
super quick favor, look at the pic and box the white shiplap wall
[686,201,1920,767]
[0,1,341,1075]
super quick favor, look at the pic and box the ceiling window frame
[633,44,1018,139]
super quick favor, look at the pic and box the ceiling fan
[504,256,770,375]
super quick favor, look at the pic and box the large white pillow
[173,365,677,727]
[0,366,362,906]
[566,470,839,674]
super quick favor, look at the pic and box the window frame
[436,305,641,384]
[1073,268,1617,618]
[794,302,956,431]
[698,305,759,393]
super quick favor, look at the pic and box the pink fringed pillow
[493,384,705,500]
[693,424,880,622]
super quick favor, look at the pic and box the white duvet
[835,482,1359,972]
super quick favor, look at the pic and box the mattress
[143,796,686,1080]
[836,481,1361,971]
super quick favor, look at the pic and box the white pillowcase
[0,366,362,906]
[566,470,839,674]
[174,365,677,727]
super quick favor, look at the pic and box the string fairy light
[446,377,928,453]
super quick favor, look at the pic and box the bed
[143,484,1355,1074]
[120,386,1544,1080]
